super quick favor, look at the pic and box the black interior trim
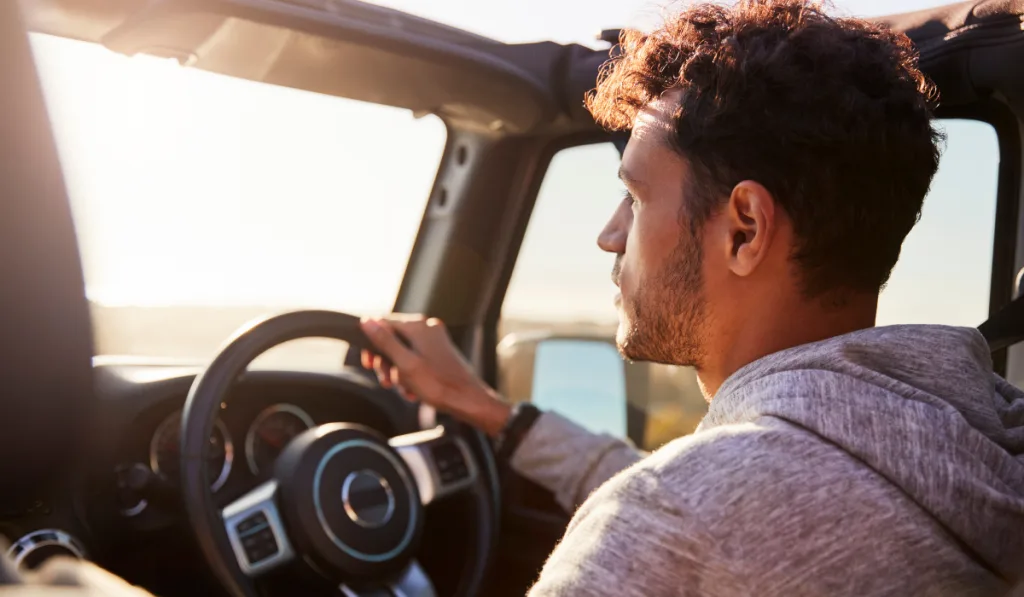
[0,0,96,507]
[26,0,559,133]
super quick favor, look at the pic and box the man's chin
[615,322,641,362]
[616,320,690,366]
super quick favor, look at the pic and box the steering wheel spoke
[222,480,296,576]
[340,560,436,597]
[389,427,478,506]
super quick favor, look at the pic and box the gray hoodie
[513,325,1024,596]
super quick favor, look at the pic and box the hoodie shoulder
[531,418,1004,597]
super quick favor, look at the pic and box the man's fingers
[370,354,392,388]
[373,314,446,347]
[361,318,419,371]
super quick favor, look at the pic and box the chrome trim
[7,529,86,570]
[148,412,177,475]
[390,427,478,505]
[120,498,148,517]
[341,470,396,528]
[149,411,233,492]
[213,419,235,491]
[313,440,417,562]
[245,403,316,475]
[222,480,295,576]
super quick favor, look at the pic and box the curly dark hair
[587,0,943,298]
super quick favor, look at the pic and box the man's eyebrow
[618,165,643,188]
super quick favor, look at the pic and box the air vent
[7,529,86,571]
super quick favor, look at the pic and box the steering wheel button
[237,513,270,536]
[238,521,257,534]
[244,536,279,565]
[430,442,466,480]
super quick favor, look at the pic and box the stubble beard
[616,236,707,369]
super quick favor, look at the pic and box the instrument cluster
[116,376,407,527]
[147,403,317,493]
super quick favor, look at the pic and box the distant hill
[89,303,347,370]
[90,303,620,366]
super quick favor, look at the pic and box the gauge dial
[149,411,233,491]
[246,404,315,475]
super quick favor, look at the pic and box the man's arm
[511,411,646,513]
[358,316,645,512]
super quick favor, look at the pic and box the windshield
[30,35,446,368]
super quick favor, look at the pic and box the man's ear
[724,180,776,277]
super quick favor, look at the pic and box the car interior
[2,0,1024,596]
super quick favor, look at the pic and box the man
[360,0,1024,595]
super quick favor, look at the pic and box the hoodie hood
[699,325,1024,583]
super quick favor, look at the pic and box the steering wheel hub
[342,469,394,528]
[275,424,423,578]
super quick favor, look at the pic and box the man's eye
[623,191,635,206]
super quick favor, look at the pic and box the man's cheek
[619,257,638,290]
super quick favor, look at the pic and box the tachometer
[245,404,315,475]
[149,411,233,491]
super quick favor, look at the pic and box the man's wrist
[493,402,542,463]
[456,387,512,437]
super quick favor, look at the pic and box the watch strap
[494,402,542,463]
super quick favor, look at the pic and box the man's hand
[359,315,512,437]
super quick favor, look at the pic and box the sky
[26,0,1003,358]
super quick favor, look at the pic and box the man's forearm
[509,411,647,513]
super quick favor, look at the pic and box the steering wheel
[179,311,499,597]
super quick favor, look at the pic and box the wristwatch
[494,402,542,463]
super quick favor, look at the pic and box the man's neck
[697,294,878,399]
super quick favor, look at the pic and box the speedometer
[245,404,315,475]
[149,411,233,492]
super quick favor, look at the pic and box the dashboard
[109,363,420,524]
[0,361,424,595]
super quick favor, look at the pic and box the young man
[360,0,1024,595]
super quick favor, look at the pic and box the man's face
[599,95,710,368]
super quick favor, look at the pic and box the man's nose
[598,197,631,254]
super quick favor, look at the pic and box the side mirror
[497,334,636,441]
[531,339,627,436]
[498,331,708,450]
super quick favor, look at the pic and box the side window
[498,143,707,451]
[499,120,1000,451]
[877,120,1000,326]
